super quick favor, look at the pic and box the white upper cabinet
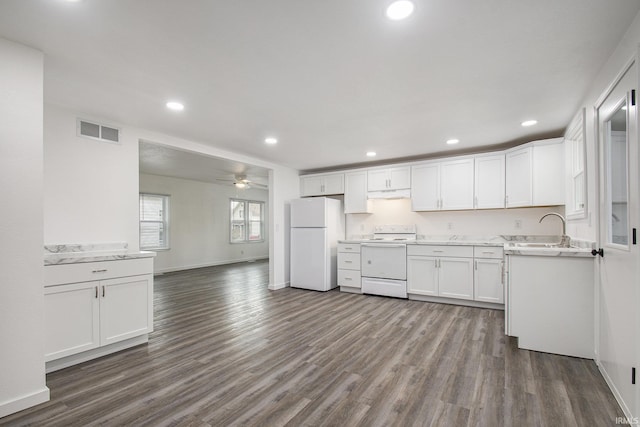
[532,139,565,206]
[344,171,372,214]
[412,158,474,211]
[505,146,533,208]
[474,153,505,209]
[505,138,565,208]
[367,166,410,191]
[411,162,440,211]
[440,158,474,210]
[300,173,344,197]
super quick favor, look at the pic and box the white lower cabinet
[44,258,154,365]
[407,244,504,305]
[438,257,474,300]
[473,258,504,303]
[44,281,100,361]
[407,245,473,300]
[337,243,361,290]
[45,274,153,361]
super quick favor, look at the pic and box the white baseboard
[597,360,634,421]
[0,387,50,418]
[269,281,290,290]
[46,335,148,373]
[408,294,505,310]
[154,256,268,275]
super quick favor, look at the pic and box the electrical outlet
[447,222,454,230]
[241,250,244,255]
[515,219,522,229]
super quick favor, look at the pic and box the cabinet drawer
[337,252,361,270]
[338,269,361,288]
[45,258,154,287]
[407,245,473,258]
[338,243,361,253]
[473,246,504,259]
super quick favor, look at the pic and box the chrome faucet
[539,212,570,247]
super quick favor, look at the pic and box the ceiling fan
[216,174,267,190]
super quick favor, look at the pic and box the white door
[505,147,532,207]
[474,258,504,303]
[440,158,474,210]
[301,176,324,196]
[597,60,638,417]
[411,163,440,211]
[367,169,389,191]
[344,171,370,214]
[407,256,438,296]
[100,275,153,346]
[44,282,100,361]
[290,228,328,291]
[323,174,344,195]
[388,167,411,190]
[438,257,474,300]
[475,153,505,209]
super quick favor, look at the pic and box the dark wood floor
[2,259,623,426]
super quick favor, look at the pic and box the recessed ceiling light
[366,151,377,157]
[521,120,538,127]
[264,137,278,144]
[446,139,459,145]
[166,101,184,111]
[386,0,414,20]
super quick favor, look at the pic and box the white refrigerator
[290,197,345,291]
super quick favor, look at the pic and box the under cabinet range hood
[367,189,411,199]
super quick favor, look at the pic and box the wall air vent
[77,119,121,144]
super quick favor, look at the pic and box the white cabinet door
[438,257,474,300]
[367,169,389,191]
[301,176,324,197]
[301,174,344,196]
[100,275,153,346]
[411,163,440,211]
[532,139,564,206]
[344,171,371,213]
[368,167,410,191]
[388,167,411,190]
[440,158,474,210]
[407,256,438,296]
[44,282,100,361]
[475,153,505,209]
[323,174,345,195]
[505,147,533,207]
[474,258,504,303]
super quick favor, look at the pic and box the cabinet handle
[92,269,107,273]
[482,251,495,254]
[345,277,352,281]
[432,250,444,253]
[345,260,353,263]
[501,262,505,284]
[95,286,98,299]
[474,260,478,270]
[474,196,478,208]
[102,286,105,298]
[505,195,509,205]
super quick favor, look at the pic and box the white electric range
[359,225,416,298]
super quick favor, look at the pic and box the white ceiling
[1,0,639,172]
[139,141,269,187]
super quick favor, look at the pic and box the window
[230,199,264,243]
[139,193,170,250]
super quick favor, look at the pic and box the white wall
[0,39,49,417]
[347,199,566,238]
[44,107,140,249]
[139,173,269,273]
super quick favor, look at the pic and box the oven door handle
[361,243,406,248]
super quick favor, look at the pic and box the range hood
[367,189,411,199]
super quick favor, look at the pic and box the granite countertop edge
[44,251,156,266]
